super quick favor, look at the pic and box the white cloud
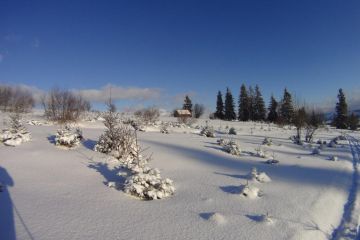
[74,84,162,103]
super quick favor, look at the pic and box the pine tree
[224,88,236,121]
[183,95,193,113]
[280,88,294,124]
[267,95,278,123]
[254,85,266,121]
[238,84,250,121]
[334,88,348,129]
[348,112,359,130]
[248,86,255,121]
[215,91,225,119]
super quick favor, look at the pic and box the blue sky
[1,0,360,111]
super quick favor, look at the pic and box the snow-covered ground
[1,112,360,240]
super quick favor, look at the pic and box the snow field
[0,114,358,240]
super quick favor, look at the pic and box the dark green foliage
[215,91,225,119]
[334,89,348,129]
[183,95,193,113]
[248,86,255,120]
[224,88,236,121]
[238,84,250,121]
[253,85,266,121]
[267,95,278,123]
[348,112,359,130]
[280,88,294,124]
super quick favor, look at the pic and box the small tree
[267,95,278,123]
[348,112,359,130]
[183,95,193,113]
[215,91,225,119]
[224,88,236,121]
[334,88,348,129]
[193,104,205,118]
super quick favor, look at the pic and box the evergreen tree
[348,112,359,130]
[238,84,250,121]
[183,95,193,113]
[280,88,294,124]
[248,86,255,120]
[224,88,236,121]
[334,88,348,129]
[215,91,225,119]
[267,95,278,123]
[254,85,266,121]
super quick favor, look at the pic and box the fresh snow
[1,112,360,240]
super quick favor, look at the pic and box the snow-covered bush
[217,138,229,146]
[254,146,270,158]
[55,126,83,148]
[312,148,321,155]
[328,140,337,148]
[200,126,215,138]
[123,168,175,200]
[262,137,272,146]
[160,124,169,134]
[223,140,241,156]
[94,104,139,160]
[0,113,31,146]
[228,127,237,135]
[330,155,338,161]
[248,167,271,183]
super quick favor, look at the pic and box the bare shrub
[134,107,160,124]
[42,88,90,123]
[0,85,35,113]
[305,110,324,142]
[193,104,205,118]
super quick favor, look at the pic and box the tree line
[214,84,295,124]
[213,85,358,130]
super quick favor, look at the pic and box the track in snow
[331,135,360,240]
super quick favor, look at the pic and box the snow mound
[239,184,262,199]
[329,155,338,161]
[27,120,43,126]
[123,168,175,200]
[55,126,83,148]
[208,212,226,225]
[228,127,237,135]
[249,168,271,183]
